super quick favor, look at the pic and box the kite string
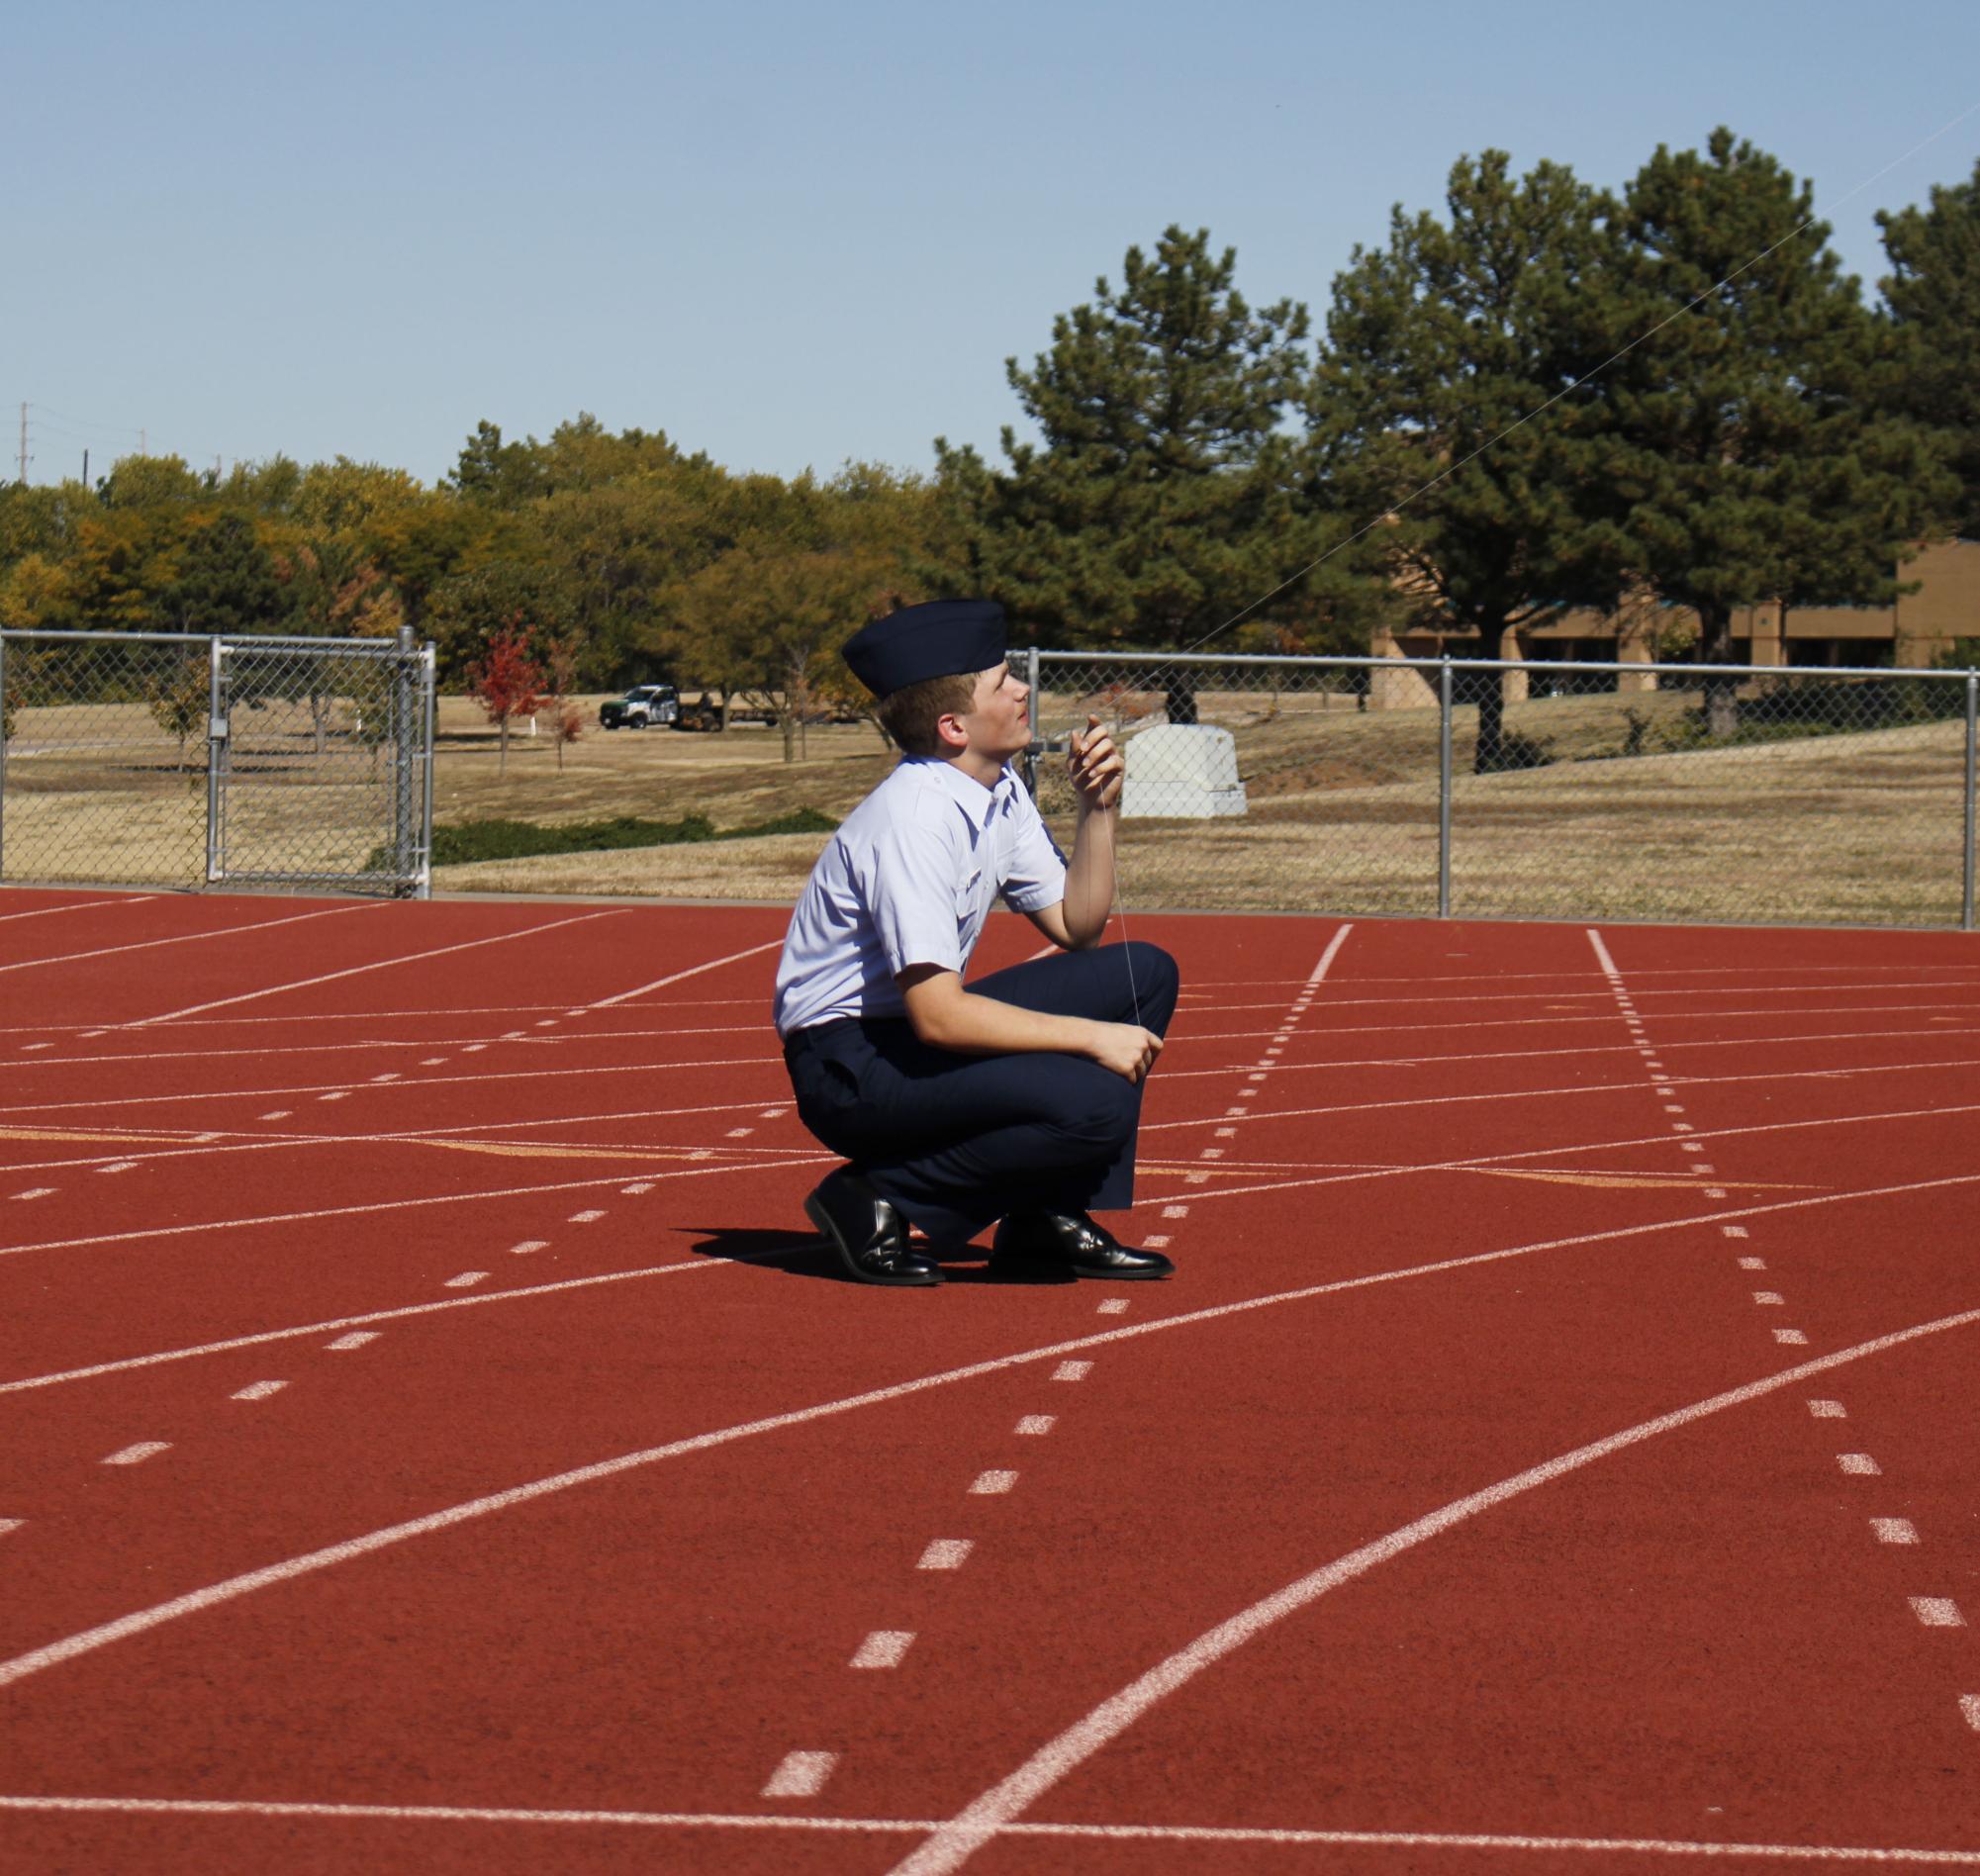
[1092,91,1980,1059]
[1171,92,1980,662]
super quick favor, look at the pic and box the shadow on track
[681,1227,1076,1284]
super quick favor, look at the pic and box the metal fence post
[1963,672,1977,932]
[419,642,436,899]
[204,636,226,884]
[1437,656,1454,918]
[1020,644,1043,800]
[0,631,9,883]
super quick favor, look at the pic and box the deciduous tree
[466,625,547,773]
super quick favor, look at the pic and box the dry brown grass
[5,689,1970,926]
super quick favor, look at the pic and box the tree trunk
[498,716,509,772]
[1472,622,1509,775]
[1164,673,1198,726]
[1699,602,1740,738]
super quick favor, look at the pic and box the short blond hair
[876,667,983,757]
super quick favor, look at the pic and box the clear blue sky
[11,0,1979,489]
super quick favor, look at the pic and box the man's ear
[934,709,971,753]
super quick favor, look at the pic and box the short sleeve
[998,785,1069,913]
[860,816,967,977]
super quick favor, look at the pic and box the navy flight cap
[842,599,1006,701]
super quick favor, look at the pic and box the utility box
[1120,722,1248,819]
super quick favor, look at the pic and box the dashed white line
[850,1630,915,1669]
[232,1380,288,1402]
[1096,1300,1128,1316]
[12,1188,54,1201]
[258,1111,291,1121]
[621,1183,654,1195]
[318,1092,348,1103]
[1839,1453,1881,1474]
[327,1333,378,1352]
[760,1751,837,1799]
[421,1058,448,1067]
[534,1020,558,1029]
[510,1241,549,1257]
[1773,1328,1809,1345]
[1162,1205,1188,1219]
[1911,1597,1965,1628]
[96,1163,136,1174]
[759,1108,788,1120]
[918,1540,974,1570]
[21,1042,51,1053]
[1871,1519,1921,1545]
[1738,1258,1767,1270]
[969,1470,1017,1495]
[370,1074,401,1084]
[1015,1416,1056,1437]
[443,1271,489,1290]
[1143,1235,1171,1249]
[461,1044,487,1055]
[1808,1399,1847,1418]
[1961,1695,1980,1732]
[1753,1291,1784,1306]
[726,1128,755,1139]
[1723,1225,1749,1239]
[0,1518,24,1536]
[1052,1361,1091,1382]
[1215,1127,1237,1139]
[568,1209,605,1224]
[101,1443,169,1466]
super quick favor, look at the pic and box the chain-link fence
[1022,649,1980,929]
[0,629,435,896]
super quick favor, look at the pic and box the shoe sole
[804,1192,942,1287]
[989,1257,1174,1281]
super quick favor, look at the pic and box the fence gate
[0,628,434,897]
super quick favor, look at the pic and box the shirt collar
[904,756,1013,833]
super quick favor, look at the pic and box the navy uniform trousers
[782,940,1179,1245]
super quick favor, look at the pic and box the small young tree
[466,623,546,773]
[543,633,584,772]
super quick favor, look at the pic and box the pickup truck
[599,685,679,729]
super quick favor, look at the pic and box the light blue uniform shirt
[774,758,1068,1038]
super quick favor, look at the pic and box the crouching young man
[773,599,1179,1287]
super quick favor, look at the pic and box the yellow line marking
[0,1126,189,1147]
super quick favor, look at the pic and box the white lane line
[1774,1329,1810,1346]
[759,1108,788,1120]
[1839,1453,1882,1474]
[462,1044,487,1054]
[0,903,375,981]
[0,1218,1966,1707]
[443,1272,489,1289]
[568,1209,605,1224]
[621,1183,654,1195]
[761,1752,837,1800]
[97,1163,136,1174]
[421,1058,447,1067]
[11,1188,54,1201]
[2,1799,1980,1861]
[533,1020,558,1029]
[0,1257,729,1398]
[587,940,784,1011]
[1724,1226,1750,1238]
[1052,1361,1091,1381]
[510,1241,549,1256]
[1162,1205,1188,1219]
[887,1305,1980,1876]
[1215,1127,1237,1139]
[100,1443,169,1467]
[968,1471,1017,1495]
[1738,1258,1767,1270]
[726,1128,755,1139]
[258,1111,291,1121]
[1962,1696,1980,1732]
[0,1519,21,1536]
[1015,1416,1056,1436]
[370,1074,400,1084]
[850,1631,915,1669]
[1808,1400,1847,1418]
[326,1333,377,1352]
[918,1541,973,1571]
[1872,1519,1921,1545]
[0,895,154,927]
[1143,1235,1171,1249]
[125,910,630,1030]
[1096,1299,1129,1316]
[232,1380,287,1402]
[318,1092,348,1103]
[1753,1291,1784,1306]
[20,1043,50,1052]
[1912,1598,1966,1628]
[1,1150,837,1261]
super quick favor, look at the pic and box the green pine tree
[1877,157,1980,540]
[937,227,1370,723]
[1311,151,1630,770]
[1602,129,1948,733]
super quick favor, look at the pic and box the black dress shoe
[990,1209,1175,1280]
[804,1171,942,1287]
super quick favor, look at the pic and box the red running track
[1,886,1978,1873]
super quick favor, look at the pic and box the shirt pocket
[953,868,985,921]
